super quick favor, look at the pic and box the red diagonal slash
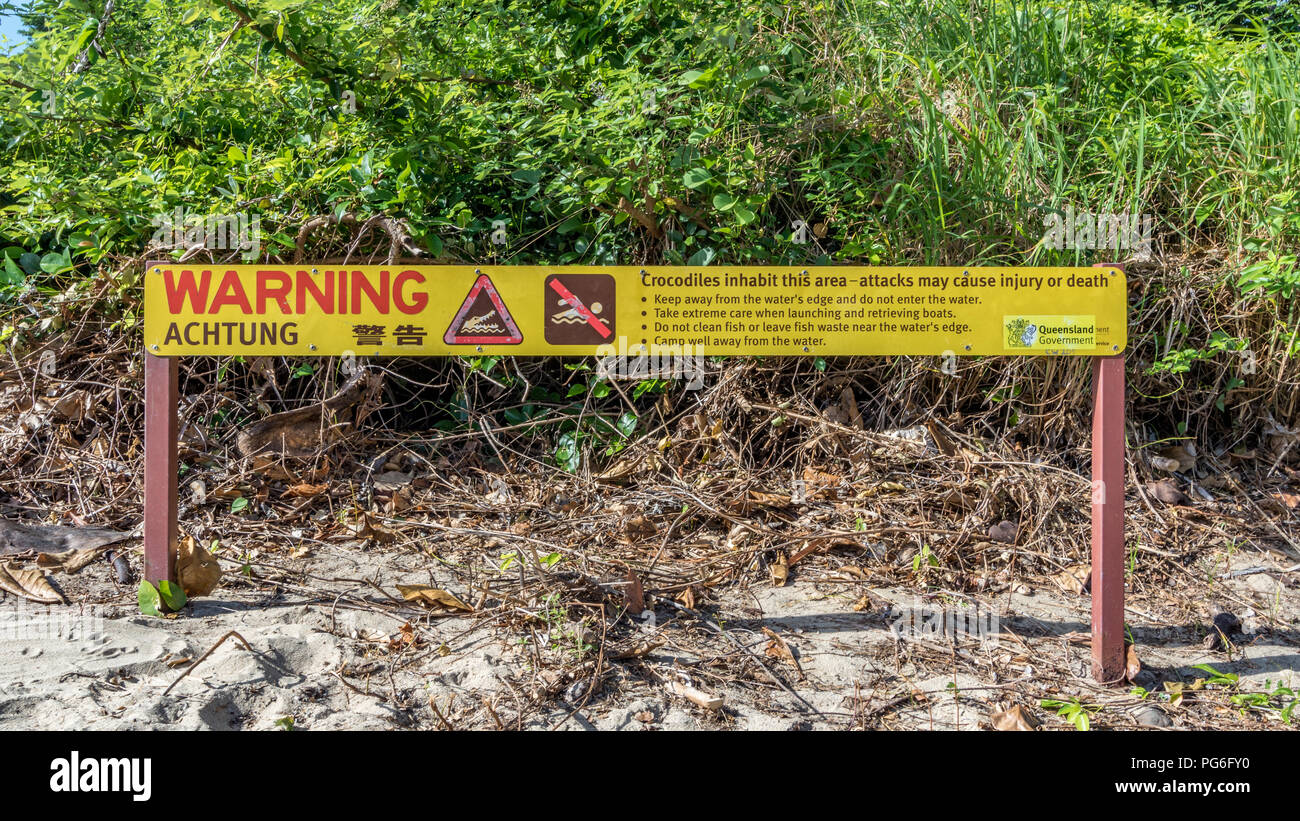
[548,278,612,339]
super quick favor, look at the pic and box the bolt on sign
[144,265,1126,356]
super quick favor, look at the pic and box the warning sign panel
[144,264,1127,357]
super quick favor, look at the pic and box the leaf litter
[0,303,1298,730]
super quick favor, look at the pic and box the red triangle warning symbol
[443,274,523,345]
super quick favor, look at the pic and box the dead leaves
[1146,478,1191,506]
[676,586,698,609]
[857,481,908,498]
[1163,679,1203,709]
[1126,643,1143,682]
[744,489,793,509]
[990,704,1039,731]
[35,546,105,573]
[1269,490,1300,511]
[0,562,65,604]
[1151,443,1196,473]
[0,518,131,557]
[350,514,398,544]
[594,455,641,485]
[0,518,129,604]
[396,584,473,614]
[769,552,789,587]
[761,627,804,679]
[280,482,329,499]
[236,369,382,459]
[51,389,95,423]
[388,622,423,650]
[622,514,657,543]
[987,520,1018,544]
[939,486,978,512]
[799,465,841,501]
[1054,564,1091,595]
[177,536,223,597]
[623,568,645,615]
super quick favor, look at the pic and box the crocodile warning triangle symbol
[443,274,523,345]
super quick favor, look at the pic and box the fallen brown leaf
[623,567,645,615]
[373,471,412,491]
[177,536,223,597]
[1271,491,1300,510]
[1126,643,1142,682]
[1158,443,1197,472]
[988,520,1019,544]
[1054,564,1091,595]
[990,704,1039,731]
[281,483,328,498]
[761,627,804,679]
[1146,478,1191,506]
[0,518,131,557]
[388,621,422,649]
[622,514,657,543]
[801,466,841,500]
[0,563,65,604]
[595,456,640,484]
[351,514,397,543]
[940,487,977,511]
[770,552,789,587]
[677,586,697,609]
[237,369,381,458]
[396,584,472,612]
[747,490,792,508]
[52,389,93,422]
[36,546,106,574]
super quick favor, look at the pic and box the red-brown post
[1090,261,1127,683]
[143,351,178,585]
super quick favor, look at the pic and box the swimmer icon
[543,274,616,345]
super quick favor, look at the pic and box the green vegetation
[2,0,1298,456]
[1041,696,1103,730]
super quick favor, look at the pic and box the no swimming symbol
[544,274,615,345]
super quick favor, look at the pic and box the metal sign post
[140,262,1128,683]
[143,352,178,586]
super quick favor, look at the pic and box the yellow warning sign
[143,264,1127,357]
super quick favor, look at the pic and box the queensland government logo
[1003,315,1095,351]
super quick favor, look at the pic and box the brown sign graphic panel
[544,273,615,345]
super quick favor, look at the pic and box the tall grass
[758,0,1300,442]
[803,0,1300,270]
